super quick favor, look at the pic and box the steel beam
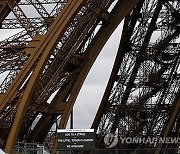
[155,95,180,154]
[0,0,20,22]
[91,0,180,150]
[0,94,5,102]
[59,0,140,129]
[4,0,86,152]
[92,15,130,129]
[27,78,76,143]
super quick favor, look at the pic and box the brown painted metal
[2,0,86,152]
[0,0,20,23]
[59,0,140,129]
[92,14,131,129]
[0,0,179,153]
[1,0,139,151]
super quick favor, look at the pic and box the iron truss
[0,0,179,153]
[93,0,180,153]
[0,0,139,152]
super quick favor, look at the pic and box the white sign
[57,129,95,150]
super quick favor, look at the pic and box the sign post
[57,129,95,151]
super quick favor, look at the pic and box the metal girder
[7,0,37,37]
[0,94,5,102]
[1,0,116,150]
[0,0,20,22]
[92,15,131,129]
[29,0,50,18]
[0,0,179,153]
[3,0,86,152]
[155,95,180,154]
[93,0,180,150]
[58,0,140,129]
[18,0,67,5]
[1,18,44,29]
[26,78,76,143]
[20,0,140,148]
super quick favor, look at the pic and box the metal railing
[13,141,50,154]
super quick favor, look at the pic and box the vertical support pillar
[70,109,73,129]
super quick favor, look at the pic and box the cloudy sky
[73,23,124,129]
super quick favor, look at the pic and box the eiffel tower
[0,0,179,153]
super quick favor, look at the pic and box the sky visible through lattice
[0,17,124,129]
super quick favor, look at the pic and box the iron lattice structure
[93,0,180,152]
[0,0,179,153]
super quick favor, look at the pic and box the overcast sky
[72,23,124,129]
[0,16,124,131]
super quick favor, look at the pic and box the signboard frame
[57,129,96,150]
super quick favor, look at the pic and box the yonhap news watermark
[104,133,180,148]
